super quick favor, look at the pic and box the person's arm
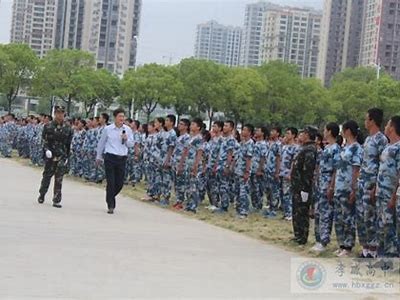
[192,148,203,176]
[96,127,107,161]
[125,127,134,148]
[349,166,360,204]
[42,125,49,151]
[274,150,281,180]
[66,128,73,157]
[164,140,175,167]
[388,181,399,209]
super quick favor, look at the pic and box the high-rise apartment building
[359,0,400,79]
[10,0,142,74]
[317,0,365,85]
[260,6,322,78]
[194,20,242,67]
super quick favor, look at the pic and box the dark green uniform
[39,120,73,204]
[291,140,317,244]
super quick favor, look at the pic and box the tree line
[1,43,400,128]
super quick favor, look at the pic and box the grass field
[13,155,363,258]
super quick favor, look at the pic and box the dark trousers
[292,191,310,244]
[104,153,127,209]
[39,159,66,203]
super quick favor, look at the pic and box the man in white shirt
[96,108,134,214]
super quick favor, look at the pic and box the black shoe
[184,207,196,214]
[38,195,45,204]
[107,208,114,214]
[53,203,62,208]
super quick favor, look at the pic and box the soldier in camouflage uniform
[279,127,298,220]
[38,106,73,208]
[291,126,318,245]
[142,122,158,201]
[183,118,204,213]
[70,119,86,177]
[205,121,223,210]
[359,108,388,258]
[264,127,282,218]
[333,120,363,257]
[234,124,254,218]
[250,126,268,211]
[311,123,341,253]
[83,118,99,182]
[375,116,400,257]
[213,121,236,214]
[172,118,191,209]
[154,115,177,207]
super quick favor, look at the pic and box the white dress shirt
[96,123,134,160]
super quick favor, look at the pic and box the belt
[105,153,127,159]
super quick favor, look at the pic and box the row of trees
[1,43,400,128]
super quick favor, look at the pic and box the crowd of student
[1,107,399,258]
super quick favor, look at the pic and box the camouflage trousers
[198,171,207,202]
[250,174,265,210]
[292,190,311,244]
[236,176,250,216]
[175,170,188,204]
[217,170,232,210]
[281,177,293,218]
[359,180,378,248]
[83,152,97,181]
[1,141,12,157]
[334,192,356,249]
[125,158,141,184]
[69,151,82,177]
[317,177,334,246]
[146,163,157,198]
[206,170,219,207]
[376,195,398,257]
[155,166,174,202]
[265,176,281,213]
[186,173,201,211]
[397,194,400,256]
[39,158,68,203]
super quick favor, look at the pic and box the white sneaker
[207,205,218,211]
[334,248,342,256]
[311,243,325,252]
[337,249,351,257]
[285,216,292,221]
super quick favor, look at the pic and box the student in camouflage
[70,119,86,177]
[142,121,158,201]
[172,118,190,210]
[375,116,400,257]
[183,118,204,213]
[95,113,109,183]
[213,121,236,214]
[359,108,388,258]
[333,120,364,257]
[279,127,298,220]
[234,124,254,218]
[311,123,341,253]
[199,130,211,203]
[250,126,269,211]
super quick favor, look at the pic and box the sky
[0,0,322,64]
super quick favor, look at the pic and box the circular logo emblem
[297,261,326,290]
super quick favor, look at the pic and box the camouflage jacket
[291,141,317,194]
[42,121,73,160]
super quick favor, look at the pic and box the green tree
[0,44,38,113]
[32,49,95,115]
[121,64,178,122]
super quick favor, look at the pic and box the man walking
[38,106,73,208]
[96,108,134,214]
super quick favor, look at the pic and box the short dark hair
[243,124,255,136]
[287,127,298,137]
[202,130,211,142]
[166,114,176,126]
[213,121,224,131]
[368,108,384,127]
[113,108,125,117]
[260,126,270,139]
[101,113,110,123]
[191,117,203,130]
[272,126,281,136]
[180,118,190,130]
[155,117,165,126]
[225,120,235,129]
[390,116,400,136]
[134,120,140,129]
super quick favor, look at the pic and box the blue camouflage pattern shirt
[360,132,388,184]
[217,135,236,171]
[156,129,177,166]
[186,134,203,173]
[376,141,400,200]
[265,140,282,176]
[206,136,222,170]
[172,133,190,167]
[251,140,268,175]
[335,143,363,194]
[319,143,341,189]
[279,143,297,178]
[234,138,254,177]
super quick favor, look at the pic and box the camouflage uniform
[154,129,177,204]
[279,143,298,218]
[185,134,204,211]
[2,121,17,157]
[291,141,317,244]
[199,141,210,202]
[334,143,363,250]
[375,141,400,257]
[313,147,323,242]
[230,139,241,204]
[317,143,341,246]
[359,132,388,249]
[216,135,236,211]
[82,128,98,181]
[70,128,86,177]
[172,132,190,204]
[206,135,222,207]
[39,120,73,203]
[145,133,158,198]
[250,140,268,210]
[265,140,282,214]
[95,126,106,182]
[234,138,254,216]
